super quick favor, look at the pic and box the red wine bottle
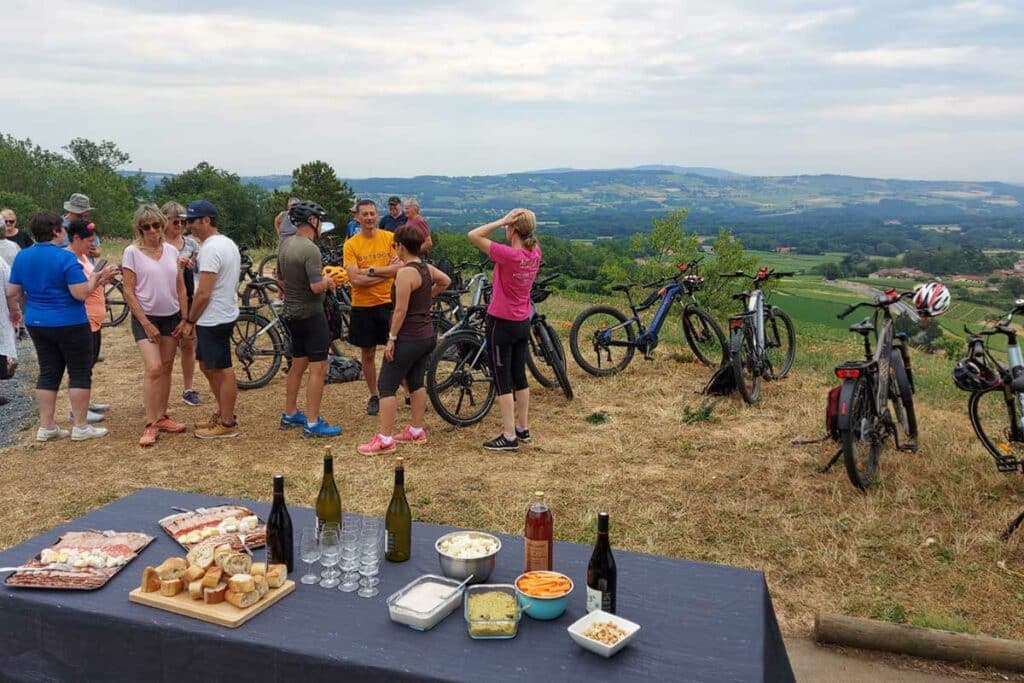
[586,512,616,613]
[267,475,294,572]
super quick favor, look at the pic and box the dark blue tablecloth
[0,488,793,682]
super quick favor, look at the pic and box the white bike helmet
[913,281,950,318]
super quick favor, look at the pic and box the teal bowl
[514,572,574,620]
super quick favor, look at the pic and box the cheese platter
[3,530,154,590]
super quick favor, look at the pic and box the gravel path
[0,337,37,447]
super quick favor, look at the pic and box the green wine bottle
[384,458,411,562]
[315,448,341,536]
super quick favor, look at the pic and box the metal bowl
[435,531,501,584]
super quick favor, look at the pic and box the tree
[629,209,699,282]
[289,161,355,225]
[63,138,131,172]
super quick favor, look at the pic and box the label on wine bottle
[586,586,603,613]
[385,531,395,553]
[524,539,550,571]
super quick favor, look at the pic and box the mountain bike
[257,223,342,277]
[569,259,727,377]
[832,288,919,491]
[102,276,129,328]
[722,268,796,403]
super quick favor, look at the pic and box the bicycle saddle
[849,317,874,335]
[611,284,633,293]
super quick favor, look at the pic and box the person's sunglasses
[170,219,186,226]
[3,220,14,225]
[139,222,162,232]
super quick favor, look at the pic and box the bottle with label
[266,475,294,572]
[315,448,341,536]
[524,492,553,572]
[384,458,411,562]
[586,511,617,613]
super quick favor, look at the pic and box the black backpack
[326,355,362,384]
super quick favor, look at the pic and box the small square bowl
[567,610,641,658]
[464,583,521,639]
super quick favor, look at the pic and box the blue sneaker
[303,418,342,438]
[280,410,307,430]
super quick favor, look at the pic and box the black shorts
[486,315,531,396]
[284,312,330,362]
[348,304,393,349]
[28,323,93,391]
[196,321,234,369]
[378,336,436,398]
[131,312,182,342]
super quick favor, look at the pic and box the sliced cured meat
[5,530,153,591]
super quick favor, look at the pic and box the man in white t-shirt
[180,200,242,439]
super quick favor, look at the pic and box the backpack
[701,364,736,396]
[326,355,362,384]
[825,385,842,441]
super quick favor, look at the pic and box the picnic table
[0,488,794,682]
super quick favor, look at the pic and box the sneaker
[366,396,380,416]
[89,402,111,413]
[154,415,187,434]
[394,425,428,444]
[71,424,109,441]
[139,424,160,447]
[483,434,519,452]
[182,390,202,407]
[358,434,397,456]
[71,410,105,424]
[36,426,70,442]
[303,418,342,438]
[280,410,308,430]
[195,411,220,430]
[195,420,240,439]
[515,428,532,444]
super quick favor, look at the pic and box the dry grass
[4,295,1024,643]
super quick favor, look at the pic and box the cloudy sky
[2,0,1022,181]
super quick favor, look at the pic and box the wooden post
[814,613,1024,671]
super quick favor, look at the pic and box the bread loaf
[203,582,227,605]
[225,589,259,609]
[265,564,286,589]
[156,558,187,581]
[201,566,223,588]
[220,553,252,577]
[188,580,204,600]
[254,575,268,598]
[140,566,161,593]
[159,578,184,597]
[186,543,215,570]
[228,574,255,593]
[213,543,234,568]
[250,562,266,577]
[184,565,205,583]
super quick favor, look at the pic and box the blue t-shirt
[9,243,89,327]
[346,220,361,238]
[379,213,407,231]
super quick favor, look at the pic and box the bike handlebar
[721,269,795,281]
[836,291,915,319]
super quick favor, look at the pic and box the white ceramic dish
[567,610,641,658]
[386,574,464,631]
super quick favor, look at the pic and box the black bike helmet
[289,200,328,226]
[952,359,999,392]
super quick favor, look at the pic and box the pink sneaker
[358,434,397,456]
[393,426,428,444]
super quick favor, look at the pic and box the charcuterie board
[129,580,295,628]
[4,530,154,590]
[158,505,266,552]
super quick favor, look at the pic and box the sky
[1,0,1023,182]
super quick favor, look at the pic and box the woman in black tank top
[357,225,452,456]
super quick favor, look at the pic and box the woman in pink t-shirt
[468,208,541,452]
[121,204,188,447]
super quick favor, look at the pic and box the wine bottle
[524,492,553,572]
[315,449,341,536]
[266,475,294,572]
[586,511,616,613]
[384,458,411,562]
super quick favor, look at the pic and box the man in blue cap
[180,200,242,439]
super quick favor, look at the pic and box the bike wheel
[730,323,761,404]
[527,323,557,389]
[432,311,454,337]
[841,377,884,491]
[257,254,278,278]
[102,280,129,328]
[888,350,918,445]
[426,331,495,426]
[682,305,727,367]
[969,386,1024,465]
[763,307,796,380]
[569,305,636,377]
[232,311,285,390]
[535,320,573,399]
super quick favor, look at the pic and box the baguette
[140,566,161,593]
[160,578,184,597]
[203,582,227,605]
[250,562,266,577]
[188,580,204,600]
[212,543,234,568]
[201,566,223,588]
[225,589,259,609]
[265,564,286,589]
[254,575,268,598]
[187,543,215,570]
[156,558,188,581]
[228,574,255,593]
[220,552,252,577]
[184,565,205,583]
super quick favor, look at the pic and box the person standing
[181,200,241,439]
[379,196,407,232]
[344,199,401,415]
[3,209,34,250]
[358,225,450,455]
[66,220,109,422]
[468,209,541,452]
[275,197,300,242]
[7,212,117,441]
[0,227,19,267]
[403,199,432,253]
[161,201,201,407]
[122,205,189,447]
[0,257,18,406]
[277,201,342,438]
[61,193,101,260]
[346,207,360,239]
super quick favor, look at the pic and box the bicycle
[257,227,343,278]
[722,268,796,404]
[102,275,129,328]
[569,258,727,377]
[831,288,919,491]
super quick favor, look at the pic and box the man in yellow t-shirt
[344,199,402,415]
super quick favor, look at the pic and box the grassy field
[745,250,846,272]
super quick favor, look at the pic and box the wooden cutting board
[129,580,295,628]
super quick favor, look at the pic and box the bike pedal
[996,456,1021,473]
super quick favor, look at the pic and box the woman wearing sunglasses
[122,204,189,446]
[161,201,201,407]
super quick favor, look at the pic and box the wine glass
[320,522,341,578]
[299,527,321,585]
[339,530,360,592]
[318,527,341,589]
[357,525,381,597]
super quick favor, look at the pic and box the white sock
[408,426,424,437]
[378,433,394,445]
[516,425,528,433]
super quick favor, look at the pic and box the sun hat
[63,193,94,214]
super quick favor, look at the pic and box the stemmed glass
[320,522,341,579]
[299,527,321,585]
[339,530,360,592]
[357,522,381,598]
[318,527,341,589]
